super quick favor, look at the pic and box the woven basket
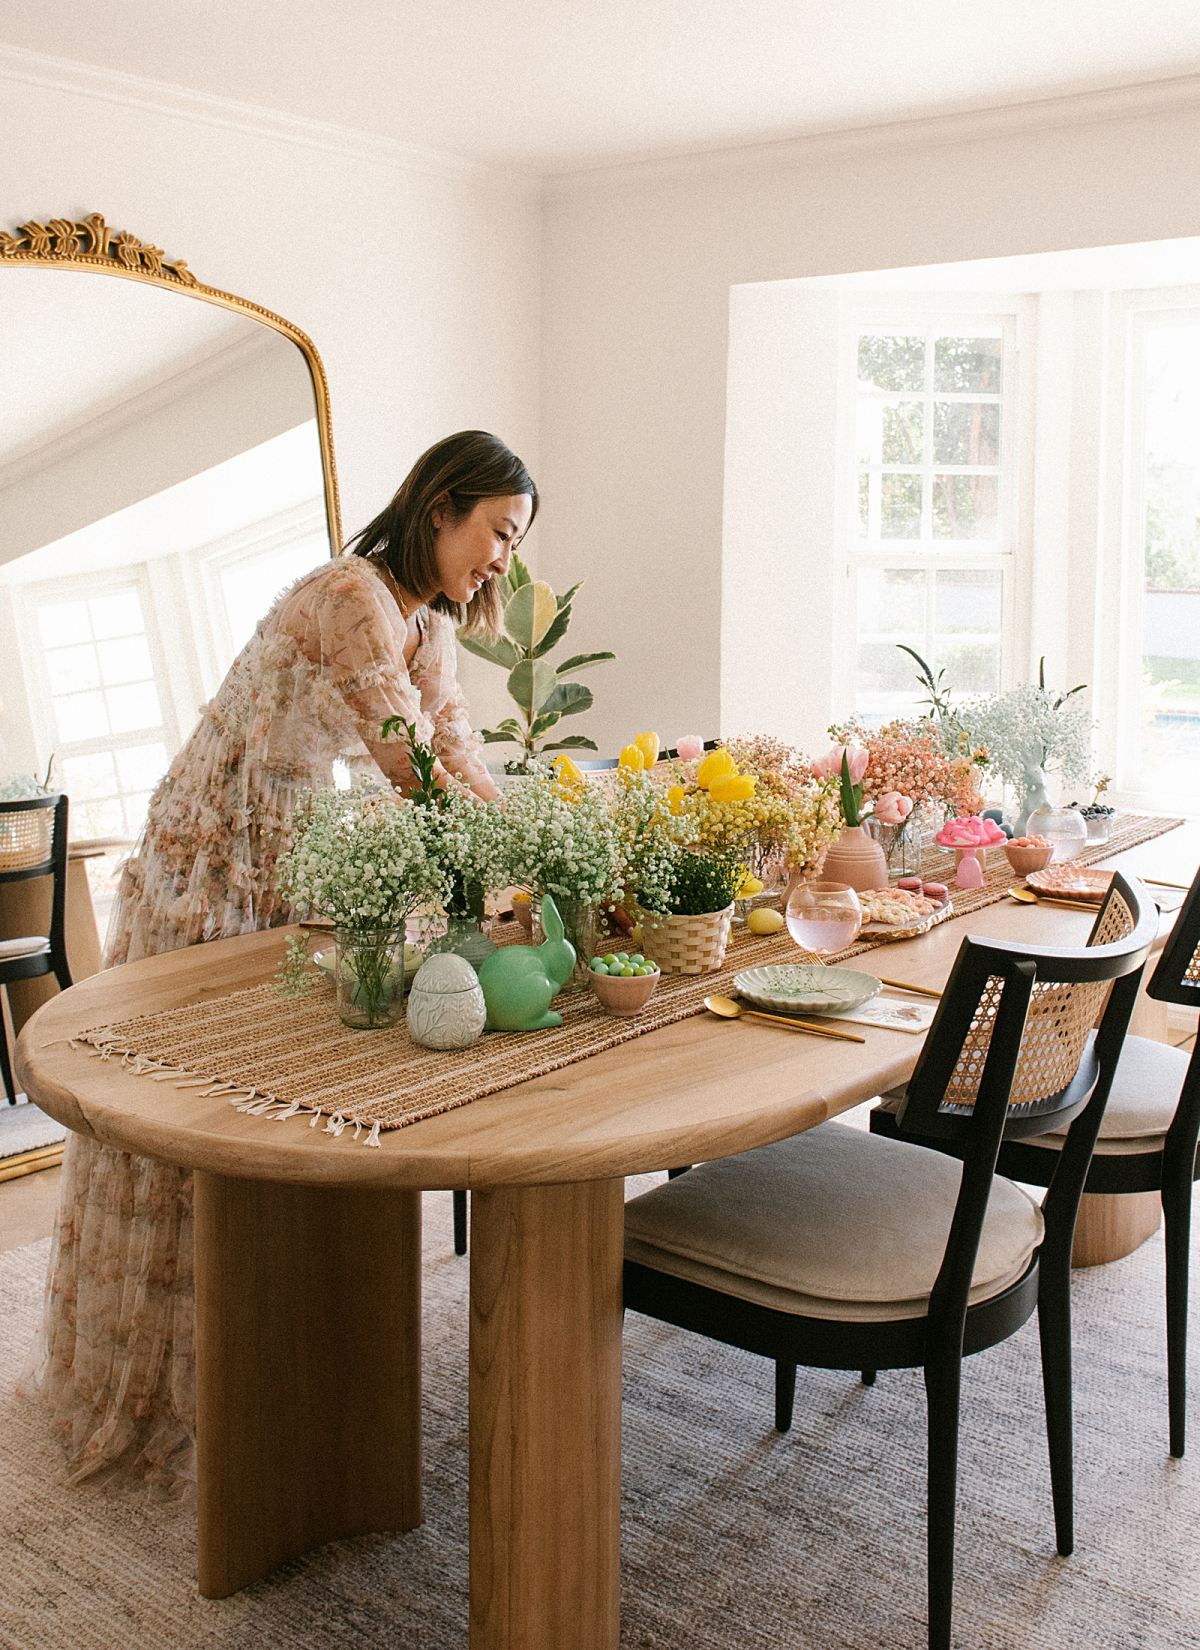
[640,903,734,975]
[0,807,53,872]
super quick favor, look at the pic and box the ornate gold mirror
[0,213,343,976]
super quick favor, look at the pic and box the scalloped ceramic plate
[1025,866,1112,904]
[733,965,882,1017]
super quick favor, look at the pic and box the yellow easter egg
[747,907,784,936]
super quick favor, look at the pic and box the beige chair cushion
[0,935,48,961]
[1030,1035,1186,1156]
[624,1121,1044,1323]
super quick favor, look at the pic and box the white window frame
[1096,286,1200,810]
[832,294,1034,722]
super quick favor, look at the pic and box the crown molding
[0,41,535,189]
[543,70,1200,197]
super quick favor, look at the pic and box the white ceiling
[2,1,1200,172]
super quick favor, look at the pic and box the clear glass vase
[427,914,497,972]
[333,926,406,1030]
[532,896,597,992]
[868,814,922,880]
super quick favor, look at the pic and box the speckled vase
[405,953,486,1050]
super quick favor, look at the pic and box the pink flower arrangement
[829,719,982,816]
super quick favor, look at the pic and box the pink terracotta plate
[1025,865,1113,904]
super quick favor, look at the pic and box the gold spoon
[1007,886,1101,913]
[704,995,865,1043]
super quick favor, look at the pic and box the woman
[23,431,536,1494]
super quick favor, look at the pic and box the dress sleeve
[276,559,429,784]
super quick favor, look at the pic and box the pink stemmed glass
[786,881,863,960]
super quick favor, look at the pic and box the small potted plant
[638,847,741,975]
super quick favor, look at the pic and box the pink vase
[819,825,889,894]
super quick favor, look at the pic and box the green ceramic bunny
[477,893,577,1030]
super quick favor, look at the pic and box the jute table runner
[70,813,1184,1143]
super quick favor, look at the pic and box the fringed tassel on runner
[65,1024,388,1145]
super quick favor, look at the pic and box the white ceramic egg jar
[405,952,487,1050]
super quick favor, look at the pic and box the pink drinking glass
[785,880,862,959]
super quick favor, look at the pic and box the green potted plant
[456,553,615,771]
[638,846,741,975]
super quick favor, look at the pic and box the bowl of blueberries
[588,950,661,1017]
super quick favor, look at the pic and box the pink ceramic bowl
[589,967,660,1018]
[1005,842,1054,876]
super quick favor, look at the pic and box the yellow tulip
[736,870,764,897]
[667,783,687,815]
[618,744,646,771]
[696,747,736,790]
[633,731,660,768]
[709,772,756,802]
[552,754,586,800]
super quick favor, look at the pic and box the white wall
[0,65,542,737]
[540,93,1200,756]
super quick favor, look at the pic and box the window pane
[97,635,153,686]
[858,335,924,393]
[932,474,999,540]
[88,590,145,640]
[54,690,109,740]
[881,474,922,538]
[934,335,1002,393]
[121,792,154,836]
[37,600,91,648]
[45,643,100,695]
[858,567,925,634]
[934,568,1003,634]
[1140,322,1200,793]
[881,401,923,465]
[933,402,1000,467]
[857,474,869,536]
[115,743,169,791]
[106,682,162,733]
[73,797,125,837]
[933,640,1001,695]
[59,751,118,798]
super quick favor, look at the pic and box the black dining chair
[0,794,72,1102]
[624,874,1155,1650]
[884,862,1200,1459]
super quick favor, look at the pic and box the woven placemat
[70,813,1183,1142]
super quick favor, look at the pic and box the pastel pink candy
[954,854,985,888]
[936,814,1004,848]
[675,734,704,762]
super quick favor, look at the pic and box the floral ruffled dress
[22,556,490,1495]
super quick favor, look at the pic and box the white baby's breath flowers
[962,683,1093,792]
[277,784,448,929]
[503,768,621,907]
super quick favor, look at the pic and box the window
[27,579,173,839]
[851,322,1013,723]
[1135,313,1200,797]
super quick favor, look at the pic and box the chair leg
[1162,1178,1192,1458]
[924,1353,962,1650]
[0,1007,15,1104]
[452,1189,468,1256]
[774,1360,797,1433]
[1037,1257,1075,1556]
[861,1368,877,1386]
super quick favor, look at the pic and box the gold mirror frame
[1,211,342,549]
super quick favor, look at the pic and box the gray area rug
[0,1104,65,1161]
[1,1173,1197,1648]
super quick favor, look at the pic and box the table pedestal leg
[194,1173,422,1598]
[469,1177,624,1649]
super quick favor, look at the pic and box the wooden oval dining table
[12,839,1190,1650]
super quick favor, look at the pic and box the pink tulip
[874,791,914,827]
[675,734,704,763]
[814,743,868,785]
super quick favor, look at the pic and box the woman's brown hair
[347,430,538,635]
